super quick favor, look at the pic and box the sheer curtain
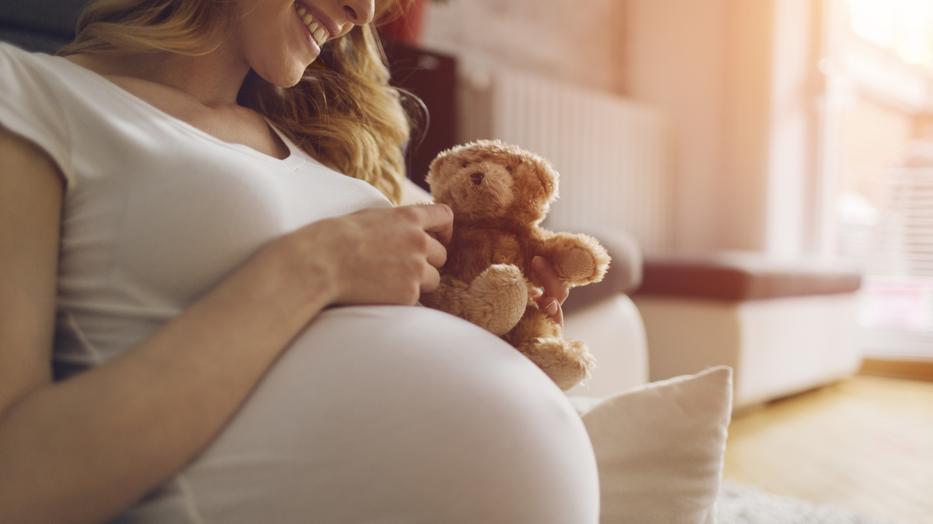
[821,0,933,358]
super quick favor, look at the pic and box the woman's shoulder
[0,40,33,60]
[0,41,82,193]
[0,41,78,107]
[0,40,58,77]
[0,42,109,103]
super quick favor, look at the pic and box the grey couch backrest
[0,0,89,52]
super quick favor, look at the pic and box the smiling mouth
[294,2,329,48]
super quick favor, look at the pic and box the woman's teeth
[295,4,328,47]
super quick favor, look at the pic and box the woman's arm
[0,125,454,524]
[0,127,338,524]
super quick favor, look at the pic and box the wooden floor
[723,375,933,524]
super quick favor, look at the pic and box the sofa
[632,251,863,408]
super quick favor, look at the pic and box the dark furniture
[381,40,458,192]
[0,0,84,52]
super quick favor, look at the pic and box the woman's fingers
[421,263,441,294]
[395,204,450,295]
[552,301,564,327]
[424,234,447,269]
[532,256,569,326]
[536,295,564,327]
[532,256,569,304]
[403,202,450,270]
[406,203,454,245]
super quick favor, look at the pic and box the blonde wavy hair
[58,0,418,205]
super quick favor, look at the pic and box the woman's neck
[65,42,249,109]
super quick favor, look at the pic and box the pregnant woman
[0,1,599,522]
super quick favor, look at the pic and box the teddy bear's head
[426,140,559,224]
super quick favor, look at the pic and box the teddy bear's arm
[538,232,611,286]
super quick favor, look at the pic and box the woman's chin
[282,69,306,88]
[257,61,311,89]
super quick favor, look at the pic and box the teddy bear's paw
[555,236,611,285]
[465,264,529,335]
[557,247,599,282]
[519,337,596,391]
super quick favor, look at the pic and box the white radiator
[457,67,672,253]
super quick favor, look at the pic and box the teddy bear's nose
[471,172,485,185]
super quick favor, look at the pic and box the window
[821,0,933,358]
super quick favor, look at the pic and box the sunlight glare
[848,0,933,68]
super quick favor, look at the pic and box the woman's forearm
[0,239,335,524]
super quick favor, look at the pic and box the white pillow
[572,366,734,524]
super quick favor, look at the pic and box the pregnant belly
[117,305,593,523]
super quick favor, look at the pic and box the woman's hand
[278,204,453,307]
[530,255,570,327]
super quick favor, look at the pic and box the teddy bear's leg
[521,338,595,391]
[505,306,596,391]
[463,264,528,336]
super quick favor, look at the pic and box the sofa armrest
[563,227,643,315]
[565,295,649,396]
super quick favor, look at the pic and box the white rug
[717,481,899,524]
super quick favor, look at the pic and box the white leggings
[116,305,600,524]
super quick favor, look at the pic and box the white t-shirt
[0,41,394,378]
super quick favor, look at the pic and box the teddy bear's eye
[461,160,470,168]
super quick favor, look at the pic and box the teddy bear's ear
[426,151,454,189]
[521,157,559,204]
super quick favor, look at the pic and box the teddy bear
[419,139,611,391]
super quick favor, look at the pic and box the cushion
[571,366,734,524]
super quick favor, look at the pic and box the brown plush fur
[420,140,611,390]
